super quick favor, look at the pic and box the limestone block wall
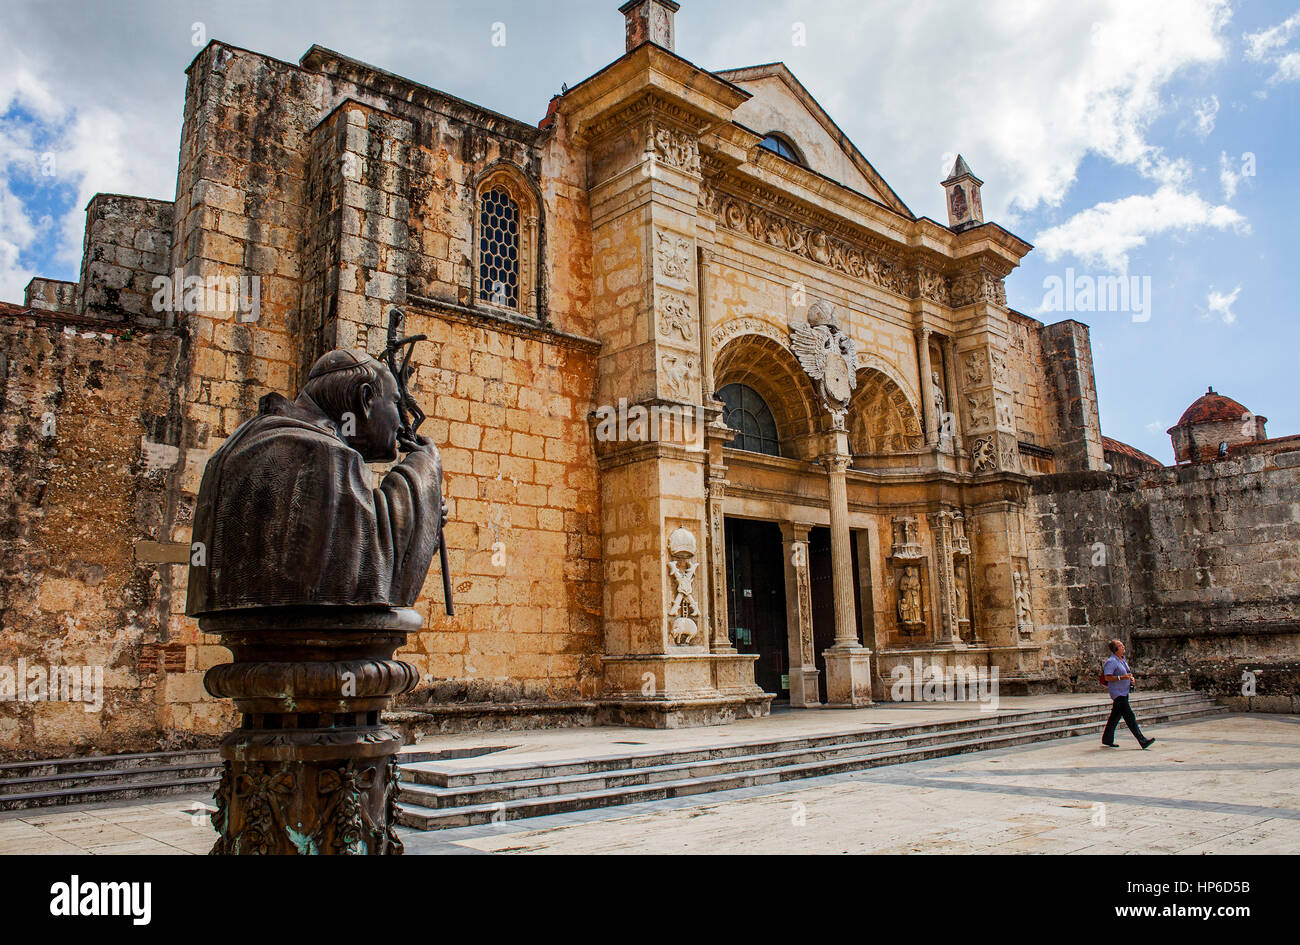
[1006,310,1063,472]
[1028,453,1300,708]
[1038,319,1104,472]
[0,313,189,760]
[77,194,175,325]
[395,309,602,703]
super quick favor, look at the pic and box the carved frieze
[660,352,697,401]
[647,120,700,174]
[950,268,1008,307]
[705,190,925,301]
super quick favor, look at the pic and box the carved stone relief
[655,229,692,281]
[667,527,701,646]
[660,353,697,401]
[657,291,695,342]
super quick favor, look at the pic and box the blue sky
[2,0,1297,461]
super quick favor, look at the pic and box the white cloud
[1219,150,1243,199]
[1034,185,1248,272]
[1192,94,1219,136]
[1206,285,1241,323]
[704,0,1232,221]
[1244,9,1300,83]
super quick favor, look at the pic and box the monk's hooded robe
[186,392,442,616]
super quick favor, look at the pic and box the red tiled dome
[1173,387,1256,427]
[1101,436,1161,468]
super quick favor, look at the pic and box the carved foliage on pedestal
[210,756,404,856]
[666,526,701,646]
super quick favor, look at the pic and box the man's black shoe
[1101,741,1117,748]
[1140,737,1155,749]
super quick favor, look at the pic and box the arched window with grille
[716,383,781,456]
[473,166,539,317]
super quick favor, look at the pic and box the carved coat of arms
[790,299,858,416]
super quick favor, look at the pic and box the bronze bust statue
[191,312,450,855]
[187,347,445,615]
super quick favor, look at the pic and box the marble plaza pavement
[1,708,1296,855]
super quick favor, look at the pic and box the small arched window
[758,132,805,167]
[474,166,539,317]
[717,383,781,456]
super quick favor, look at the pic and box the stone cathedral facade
[3,1,1297,757]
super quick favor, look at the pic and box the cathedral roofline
[715,61,913,218]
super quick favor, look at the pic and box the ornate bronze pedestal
[201,606,420,855]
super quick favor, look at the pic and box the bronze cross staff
[383,307,454,616]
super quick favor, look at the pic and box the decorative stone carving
[710,314,786,352]
[790,299,859,413]
[667,527,700,646]
[972,436,997,473]
[951,512,971,557]
[966,391,993,430]
[660,352,697,401]
[932,370,946,423]
[1013,565,1033,637]
[954,561,971,625]
[647,121,700,174]
[655,229,692,280]
[1001,444,1020,472]
[897,565,923,628]
[961,350,986,387]
[990,350,1009,385]
[950,268,1007,307]
[995,393,1015,431]
[890,515,923,559]
[657,291,695,342]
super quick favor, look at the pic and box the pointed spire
[944,154,973,183]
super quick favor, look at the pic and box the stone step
[402,692,1212,789]
[396,701,1223,830]
[0,761,224,796]
[0,744,447,811]
[0,748,220,780]
[397,703,1170,809]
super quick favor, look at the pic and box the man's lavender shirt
[1104,655,1132,699]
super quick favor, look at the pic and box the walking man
[1102,639,1154,749]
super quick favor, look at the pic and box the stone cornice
[557,44,750,146]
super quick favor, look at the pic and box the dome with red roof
[1171,387,1260,429]
[1168,386,1267,463]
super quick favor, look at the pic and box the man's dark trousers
[1103,695,1146,744]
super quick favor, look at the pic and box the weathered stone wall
[1029,452,1300,709]
[24,278,77,314]
[1006,311,1062,473]
[0,311,192,760]
[1037,319,1105,472]
[77,194,174,325]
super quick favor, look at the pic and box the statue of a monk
[186,348,444,615]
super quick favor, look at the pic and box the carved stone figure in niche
[790,299,859,413]
[897,566,923,626]
[952,512,971,556]
[932,369,945,419]
[972,436,996,473]
[954,562,970,624]
[667,527,701,646]
[1013,567,1033,635]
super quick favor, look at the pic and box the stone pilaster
[915,326,937,446]
[928,508,962,646]
[779,521,820,707]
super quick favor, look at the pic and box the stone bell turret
[942,154,984,231]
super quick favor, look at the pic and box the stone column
[941,335,962,452]
[779,521,820,707]
[820,440,873,706]
[915,327,937,445]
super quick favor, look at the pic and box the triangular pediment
[714,62,912,218]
